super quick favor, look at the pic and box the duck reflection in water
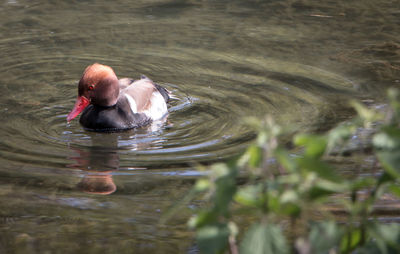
[68,121,167,195]
[68,133,119,195]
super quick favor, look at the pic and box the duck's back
[121,77,170,121]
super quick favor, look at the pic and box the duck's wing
[140,75,171,103]
[118,78,135,90]
[121,77,157,113]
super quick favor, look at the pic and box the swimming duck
[67,63,170,132]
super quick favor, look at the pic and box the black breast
[79,96,151,132]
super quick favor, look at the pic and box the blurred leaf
[214,182,236,216]
[188,210,218,229]
[212,164,237,216]
[194,179,211,192]
[240,223,289,254]
[350,100,382,123]
[274,147,296,173]
[314,178,348,193]
[281,202,301,217]
[308,186,337,201]
[297,157,341,182]
[196,223,230,254]
[234,184,263,207]
[238,144,263,169]
[237,149,250,168]
[377,151,400,178]
[279,190,301,216]
[377,172,395,186]
[349,178,376,191]
[373,126,400,150]
[309,221,343,254]
[388,88,400,121]
[188,89,400,254]
[294,134,327,158]
[228,221,239,238]
[257,131,269,146]
[247,145,263,168]
[340,228,362,253]
[358,223,400,254]
[388,184,400,198]
[267,193,281,213]
[211,163,231,179]
[388,88,400,105]
[280,189,299,203]
[327,123,357,151]
[235,184,263,208]
[355,244,382,254]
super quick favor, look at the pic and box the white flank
[125,94,138,113]
[142,92,168,120]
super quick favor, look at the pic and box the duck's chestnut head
[67,63,120,122]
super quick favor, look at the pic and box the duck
[67,63,170,132]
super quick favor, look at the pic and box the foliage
[186,88,400,253]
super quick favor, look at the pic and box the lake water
[0,0,399,253]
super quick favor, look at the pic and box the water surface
[0,0,399,253]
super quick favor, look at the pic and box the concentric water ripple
[0,0,363,175]
[0,48,357,173]
[2,1,398,252]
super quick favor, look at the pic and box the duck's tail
[154,83,172,103]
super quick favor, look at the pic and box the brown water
[0,0,399,253]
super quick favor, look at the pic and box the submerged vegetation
[185,89,400,253]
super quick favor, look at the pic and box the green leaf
[194,179,211,192]
[388,88,400,121]
[280,202,301,217]
[350,100,381,123]
[257,131,269,146]
[373,126,400,150]
[388,184,400,198]
[247,145,263,168]
[235,184,263,208]
[280,189,298,203]
[238,144,263,168]
[340,228,362,253]
[309,221,343,254]
[377,151,400,179]
[314,179,348,193]
[327,123,356,149]
[212,163,237,216]
[211,163,231,179]
[349,178,376,191]
[214,183,236,214]
[196,224,230,254]
[297,157,341,182]
[377,172,395,186]
[240,223,289,254]
[294,134,327,158]
[274,147,296,173]
[188,210,218,229]
[359,223,400,254]
[278,190,301,216]
[267,193,281,213]
[308,186,337,201]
